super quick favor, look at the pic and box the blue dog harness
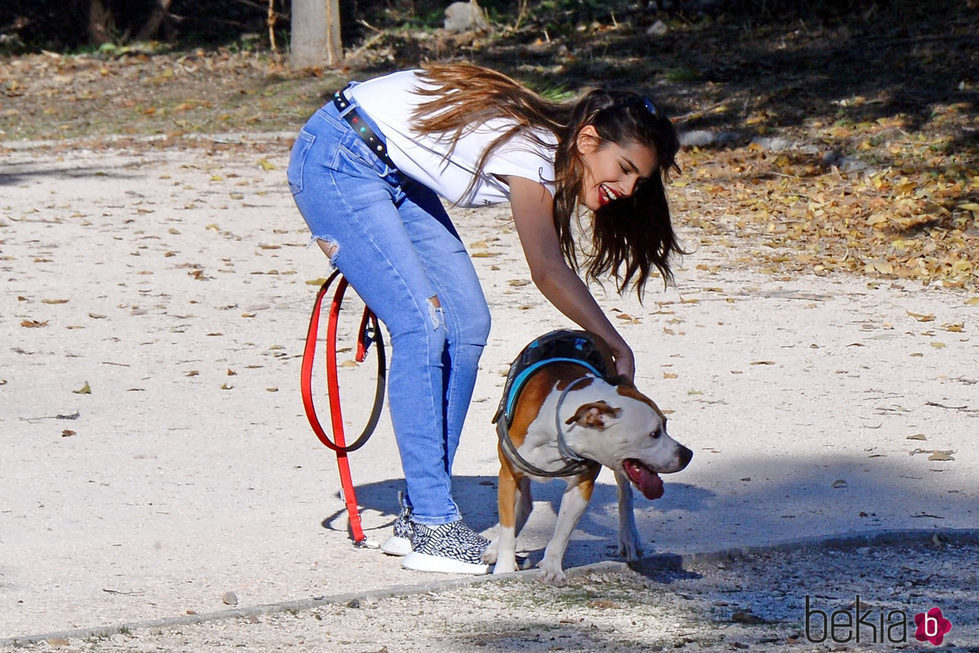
[493,330,614,477]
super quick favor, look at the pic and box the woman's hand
[609,340,635,383]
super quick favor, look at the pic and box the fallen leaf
[832,479,848,488]
[906,311,935,322]
[21,319,48,328]
[928,450,955,461]
[220,383,233,390]
[732,610,768,624]
[750,360,776,365]
[62,430,76,437]
[73,381,91,395]
[906,434,927,441]
[41,298,69,304]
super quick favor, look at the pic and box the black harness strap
[493,330,613,478]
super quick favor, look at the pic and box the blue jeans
[287,99,491,525]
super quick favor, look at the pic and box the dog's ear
[566,401,622,430]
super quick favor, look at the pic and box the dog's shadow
[321,474,712,580]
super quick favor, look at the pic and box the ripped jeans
[287,99,491,525]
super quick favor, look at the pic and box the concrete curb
[627,527,979,576]
[5,528,978,646]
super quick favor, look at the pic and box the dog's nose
[678,446,693,469]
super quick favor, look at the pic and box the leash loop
[300,270,387,454]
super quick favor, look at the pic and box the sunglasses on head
[603,96,661,119]
[643,97,660,119]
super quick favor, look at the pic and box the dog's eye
[650,428,662,440]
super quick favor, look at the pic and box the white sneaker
[401,520,490,575]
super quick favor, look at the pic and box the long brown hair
[413,62,682,298]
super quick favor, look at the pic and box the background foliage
[1,0,964,52]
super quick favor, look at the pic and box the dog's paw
[492,560,517,575]
[618,536,642,561]
[482,542,498,565]
[537,559,567,584]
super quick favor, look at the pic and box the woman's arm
[507,176,635,380]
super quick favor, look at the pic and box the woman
[287,62,682,575]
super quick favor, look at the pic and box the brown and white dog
[483,339,692,582]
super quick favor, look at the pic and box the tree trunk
[133,0,174,42]
[87,0,112,46]
[290,0,343,69]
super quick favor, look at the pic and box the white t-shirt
[347,70,557,207]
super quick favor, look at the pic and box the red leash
[300,271,386,544]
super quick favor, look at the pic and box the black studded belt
[333,89,397,171]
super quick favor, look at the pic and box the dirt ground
[1,139,977,651]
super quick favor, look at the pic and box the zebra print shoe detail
[402,520,490,575]
[381,491,413,556]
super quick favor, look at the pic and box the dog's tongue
[625,460,665,499]
[638,470,664,499]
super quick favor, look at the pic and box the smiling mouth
[599,184,620,205]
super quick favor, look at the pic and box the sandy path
[1,139,976,642]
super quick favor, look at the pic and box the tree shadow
[318,448,977,582]
[319,473,715,572]
[0,162,143,186]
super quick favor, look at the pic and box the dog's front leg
[614,469,642,560]
[487,463,520,573]
[539,471,597,583]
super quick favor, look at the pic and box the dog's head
[565,378,692,499]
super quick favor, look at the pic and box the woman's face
[576,125,657,212]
